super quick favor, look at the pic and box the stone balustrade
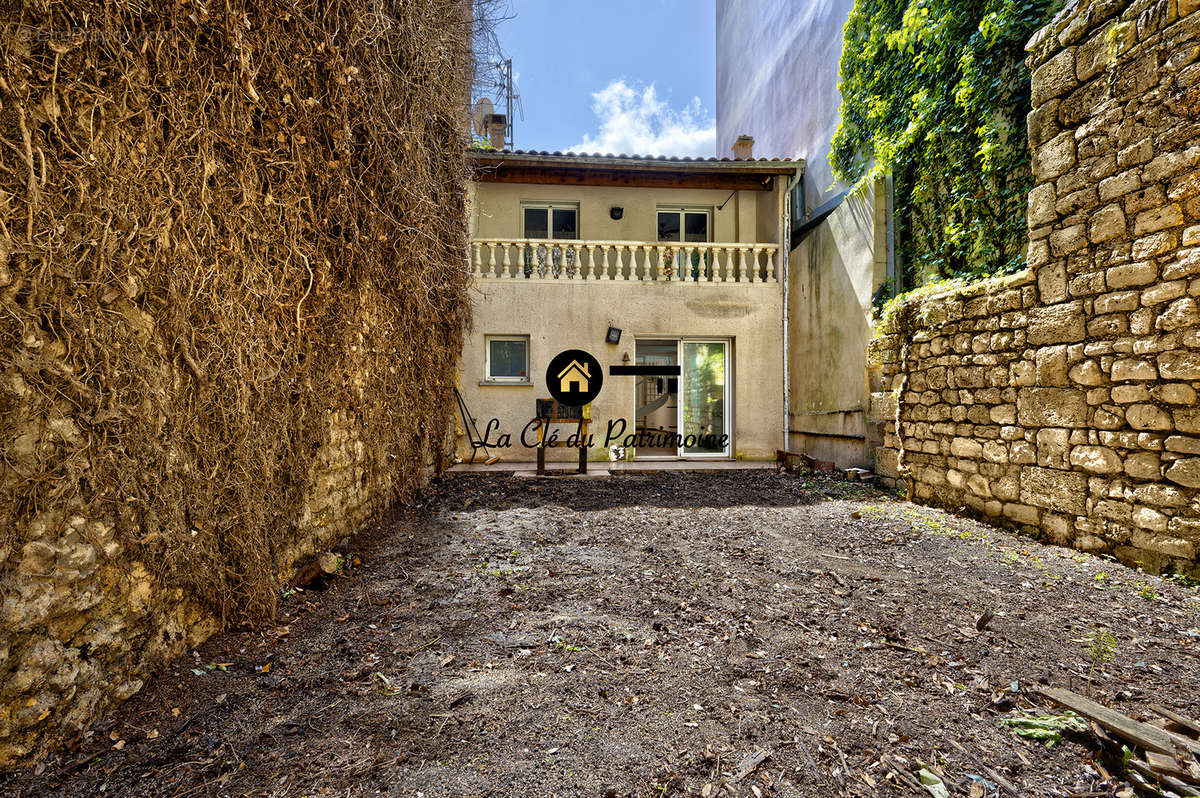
[470,239,780,283]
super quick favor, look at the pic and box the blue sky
[484,0,717,157]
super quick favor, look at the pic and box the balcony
[470,239,780,283]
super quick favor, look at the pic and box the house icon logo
[557,359,590,394]
[546,349,602,406]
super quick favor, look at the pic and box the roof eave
[467,150,804,177]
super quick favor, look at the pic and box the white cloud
[568,80,715,158]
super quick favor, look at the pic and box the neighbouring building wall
[788,184,885,468]
[716,0,853,196]
[716,0,884,468]
[867,0,1200,574]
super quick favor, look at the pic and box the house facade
[458,149,800,464]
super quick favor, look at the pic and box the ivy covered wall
[832,0,1064,287]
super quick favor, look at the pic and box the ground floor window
[484,335,529,382]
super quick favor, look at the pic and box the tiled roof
[469,147,798,164]
[472,147,798,164]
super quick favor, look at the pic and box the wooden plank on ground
[1035,686,1179,755]
[1128,757,1200,797]
[1152,704,1200,738]
[729,749,771,784]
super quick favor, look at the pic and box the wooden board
[1035,686,1183,756]
[1153,704,1200,738]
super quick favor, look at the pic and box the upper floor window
[522,202,579,240]
[657,208,710,243]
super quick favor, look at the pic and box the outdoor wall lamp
[610,207,624,220]
[606,326,622,344]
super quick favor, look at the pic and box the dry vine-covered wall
[868,0,1200,574]
[0,0,471,768]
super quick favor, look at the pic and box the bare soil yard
[5,471,1200,797]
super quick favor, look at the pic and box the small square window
[485,336,529,382]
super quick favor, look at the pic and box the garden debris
[1000,712,1088,746]
[7,471,1200,796]
[916,766,949,798]
[729,748,771,783]
[1036,686,1200,794]
[288,552,344,590]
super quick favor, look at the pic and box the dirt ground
[5,470,1200,797]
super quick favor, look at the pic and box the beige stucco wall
[457,279,784,463]
[787,181,884,468]
[470,181,780,245]
[716,0,885,470]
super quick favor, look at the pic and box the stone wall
[0,362,444,769]
[0,0,469,770]
[867,0,1200,574]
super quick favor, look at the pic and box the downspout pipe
[885,170,898,296]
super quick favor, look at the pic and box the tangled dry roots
[0,0,472,624]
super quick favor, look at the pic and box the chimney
[485,113,507,149]
[732,134,754,160]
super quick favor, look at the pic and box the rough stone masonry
[868,0,1200,574]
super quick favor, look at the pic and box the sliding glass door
[681,341,729,457]
[634,338,730,459]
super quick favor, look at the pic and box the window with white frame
[656,207,711,243]
[484,335,529,382]
[522,202,579,240]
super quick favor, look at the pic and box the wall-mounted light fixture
[621,352,631,364]
[605,326,622,344]
[610,207,624,220]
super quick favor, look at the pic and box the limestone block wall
[867,0,1200,574]
[0,0,469,768]
[0,389,433,769]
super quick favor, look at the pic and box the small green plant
[1086,627,1118,689]
[1000,712,1088,746]
[1135,582,1156,601]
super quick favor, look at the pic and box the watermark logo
[546,349,602,407]
[9,24,174,47]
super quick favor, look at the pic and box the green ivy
[831,0,1062,286]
